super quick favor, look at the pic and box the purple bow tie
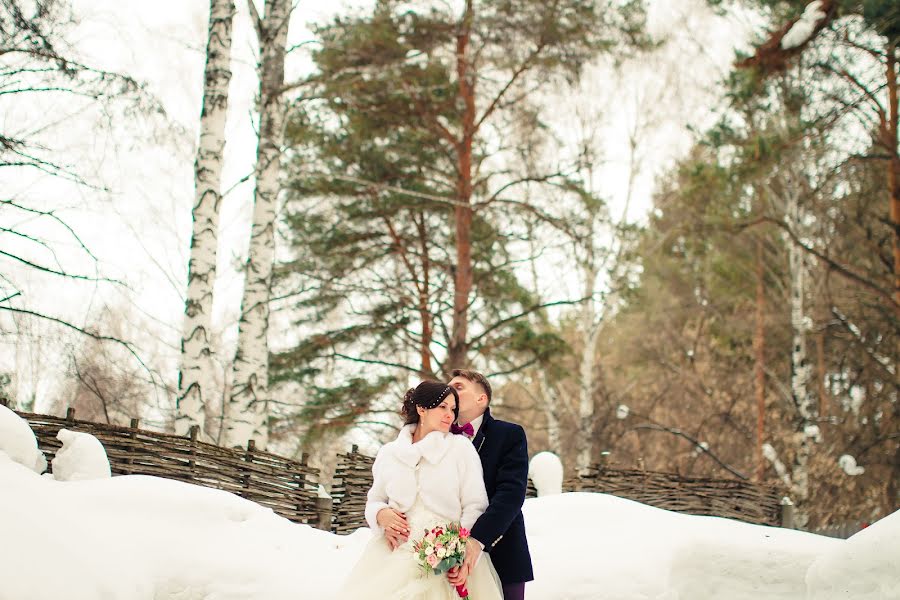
[451,422,475,437]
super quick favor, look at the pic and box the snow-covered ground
[1,407,898,600]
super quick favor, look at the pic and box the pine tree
[273,0,647,441]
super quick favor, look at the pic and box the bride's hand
[447,565,468,587]
[376,508,409,549]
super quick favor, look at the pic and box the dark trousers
[502,582,526,600]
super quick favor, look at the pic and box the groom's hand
[376,508,409,549]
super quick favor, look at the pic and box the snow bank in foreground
[807,509,900,600]
[50,429,111,481]
[0,453,357,600]
[2,424,898,600]
[0,404,46,473]
[524,492,839,600]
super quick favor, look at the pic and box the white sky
[0,0,758,415]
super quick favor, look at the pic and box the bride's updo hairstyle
[401,380,459,425]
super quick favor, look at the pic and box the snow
[807,510,900,599]
[524,493,841,600]
[838,454,865,476]
[528,452,563,497]
[803,423,822,441]
[49,429,112,481]
[762,442,792,487]
[0,452,353,600]
[1,419,898,600]
[781,0,827,50]
[0,403,46,473]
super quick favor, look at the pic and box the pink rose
[427,554,440,568]
[459,528,470,539]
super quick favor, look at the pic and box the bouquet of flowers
[412,522,471,599]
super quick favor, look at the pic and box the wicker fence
[7,404,784,532]
[8,404,319,526]
[330,445,376,534]
[564,465,782,526]
[325,448,783,532]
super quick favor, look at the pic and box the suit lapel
[472,409,492,454]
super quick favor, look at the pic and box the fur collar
[390,424,453,467]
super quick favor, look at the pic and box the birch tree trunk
[785,187,817,528]
[176,0,235,437]
[538,371,563,455]
[224,0,290,449]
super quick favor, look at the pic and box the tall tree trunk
[416,212,434,375]
[447,0,475,372]
[576,258,599,474]
[224,0,290,449]
[753,236,766,482]
[176,0,235,437]
[786,187,816,528]
[886,43,900,310]
[537,371,563,455]
[889,44,900,514]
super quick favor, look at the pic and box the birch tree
[175,0,236,437]
[762,161,820,526]
[224,0,291,449]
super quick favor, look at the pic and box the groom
[446,369,533,600]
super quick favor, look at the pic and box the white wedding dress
[335,495,504,600]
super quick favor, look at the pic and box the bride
[335,380,503,600]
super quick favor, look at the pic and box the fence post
[780,496,795,529]
[242,439,255,499]
[66,407,75,422]
[296,452,309,524]
[122,418,139,475]
[316,494,333,532]
[188,425,200,481]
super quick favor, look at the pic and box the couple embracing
[336,369,533,600]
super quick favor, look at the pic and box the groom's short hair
[451,369,492,404]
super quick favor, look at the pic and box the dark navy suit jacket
[469,409,534,584]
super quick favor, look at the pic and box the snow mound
[1,416,897,600]
[0,404,46,473]
[51,429,111,481]
[523,492,842,600]
[806,510,900,600]
[528,451,563,497]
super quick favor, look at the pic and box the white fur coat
[364,424,488,533]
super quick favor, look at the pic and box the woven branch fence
[326,447,784,532]
[7,404,783,532]
[564,465,782,526]
[8,404,319,526]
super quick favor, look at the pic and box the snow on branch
[838,454,865,476]
[762,443,792,488]
[781,1,828,50]
[737,0,837,74]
